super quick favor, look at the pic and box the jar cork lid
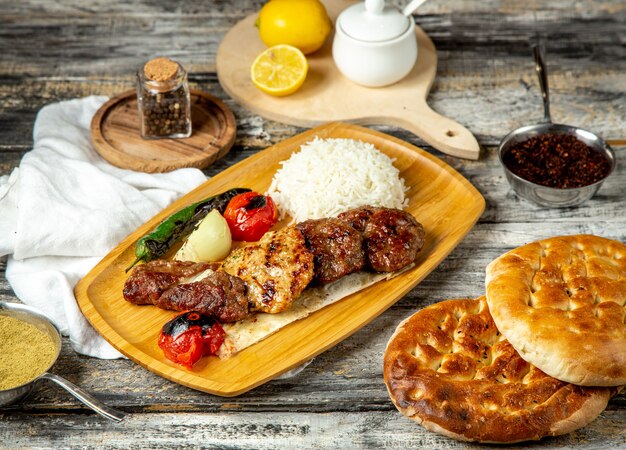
[144,57,179,82]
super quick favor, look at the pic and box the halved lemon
[251,45,308,97]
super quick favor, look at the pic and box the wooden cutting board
[216,0,480,160]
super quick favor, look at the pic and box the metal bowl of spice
[499,123,615,207]
[498,44,615,207]
[0,302,126,421]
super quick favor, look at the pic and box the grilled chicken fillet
[222,226,314,314]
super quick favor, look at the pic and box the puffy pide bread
[485,235,626,386]
[383,297,617,443]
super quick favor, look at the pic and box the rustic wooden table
[1,1,624,448]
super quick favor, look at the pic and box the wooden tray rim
[75,122,485,396]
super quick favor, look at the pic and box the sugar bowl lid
[337,0,411,42]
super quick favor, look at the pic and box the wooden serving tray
[75,123,485,396]
[91,90,236,173]
[216,0,480,160]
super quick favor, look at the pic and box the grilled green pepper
[126,188,251,272]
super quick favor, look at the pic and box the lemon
[251,45,309,97]
[257,0,332,55]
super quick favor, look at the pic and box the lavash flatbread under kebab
[217,266,412,358]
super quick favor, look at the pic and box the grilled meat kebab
[296,218,365,284]
[156,270,249,323]
[122,260,248,323]
[124,206,424,318]
[338,206,425,272]
[123,260,215,305]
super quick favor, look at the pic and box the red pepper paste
[502,134,611,188]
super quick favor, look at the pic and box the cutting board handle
[387,101,480,160]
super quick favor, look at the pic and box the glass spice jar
[136,57,192,139]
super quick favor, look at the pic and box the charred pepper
[126,188,250,271]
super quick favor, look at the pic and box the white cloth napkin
[0,96,208,358]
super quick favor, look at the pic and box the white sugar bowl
[333,0,418,87]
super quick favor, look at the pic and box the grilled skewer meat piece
[156,271,249,323]
[296,218,365,284]
[336,206,379,232]
[338,207,425,272]
[123,260,215,305]
[222,226,314,314]
[123,260,249,322]
[124,206,423,321]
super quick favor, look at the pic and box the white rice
[266,137,408,223]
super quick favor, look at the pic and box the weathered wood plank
[2,0,623,16]
[2,1,623,69]
[1,61,623,147]
[0,1,624,447]
[1,410,624,449]
[1,72,624,178]
[0,290,623,411]
[0,2,624,151]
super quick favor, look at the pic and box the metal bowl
[498,44,616,207]
[0,302,61,407]
[498,123,616,207]
[0,302,126,422]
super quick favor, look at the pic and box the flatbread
[218,267,409,358]
[485,235,626,386]
[383,297,617,443]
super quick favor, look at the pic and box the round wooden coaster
[91,89,236,173]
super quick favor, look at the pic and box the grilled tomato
[158,311,225,369]
[223,192,278,241]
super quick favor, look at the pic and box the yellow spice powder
[0,315,57,390]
